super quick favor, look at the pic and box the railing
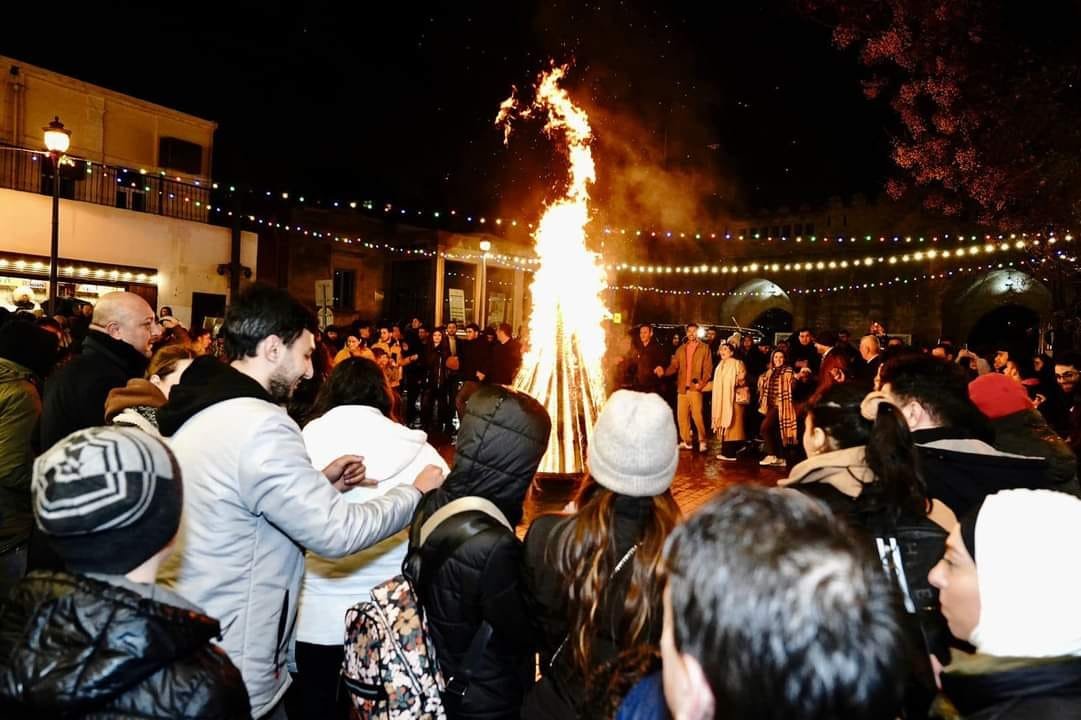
[0,144,211,223]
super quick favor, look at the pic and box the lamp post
[43,116,71,311]
[479,239,492,328]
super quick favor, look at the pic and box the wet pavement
[435,438,785,534]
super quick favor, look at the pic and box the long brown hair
[548,476,681,681]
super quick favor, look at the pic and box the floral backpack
[342,497,513,720]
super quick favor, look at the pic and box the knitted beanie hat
[588,390,678,497]
[968,373,1032,420]
[33,426,183,575]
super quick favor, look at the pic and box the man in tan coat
[657,323,714,451]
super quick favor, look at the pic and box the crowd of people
[1,286,1080,719]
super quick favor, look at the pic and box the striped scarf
[759,366,798,446]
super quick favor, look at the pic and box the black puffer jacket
[410,385,551,720]
[0,572,250,719]
[521,496,662,720]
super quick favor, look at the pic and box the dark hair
[371,346,388,360]
[465,323,480,332]
[1055,351,1081,371]
[190,326,212,342]
[497,322,513,337]
[933,343,954,357]
[222,284,316,360]
[806,384,930,521]
[686,322,699,330]
[664,487,904,720]
[306,357,393,423]
[160,306,173,316]
[879,353,991,438]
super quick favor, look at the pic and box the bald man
[40,292,160,449]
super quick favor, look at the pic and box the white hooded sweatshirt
[297,405,449,646]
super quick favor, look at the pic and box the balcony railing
[0,144,211,223]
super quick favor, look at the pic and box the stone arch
[941,269,1051,345]
[720,278,794,329]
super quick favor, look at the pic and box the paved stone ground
[435,438,784,534]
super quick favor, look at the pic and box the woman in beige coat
[712,342,748,461]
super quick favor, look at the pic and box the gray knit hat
[587,390,679,497]
[33,426,183,574]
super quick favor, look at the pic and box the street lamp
[43,116,71,310]
[478,240,492,327]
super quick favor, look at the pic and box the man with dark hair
[1055,351,1081,456]
[626,324,668,394]
[879,353,1047,516]
[931,343,955,362]
[156,285,445,718]
[659,323,713,452]
[789,327,820,373]
[486,322,522,385]
[661,486,904,720]
[456,322,489,416]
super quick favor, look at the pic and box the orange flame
[496,65,609,474]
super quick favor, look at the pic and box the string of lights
[606,261,1026,298]
[44,155,1073,251]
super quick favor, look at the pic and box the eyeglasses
[1056,371,1079,381]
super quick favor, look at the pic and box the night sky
[1,1,893,226]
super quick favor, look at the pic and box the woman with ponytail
[780,383,956,530]
[780,383,957,716]
[522,390,682,719]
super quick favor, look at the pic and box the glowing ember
[496,65,609,475]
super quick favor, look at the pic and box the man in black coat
[409,385,551,720]
[625,324,669,395]
[880,354,1048,517]
[484,323,523,386]
[39,291,159,450]
[456,323,490,417]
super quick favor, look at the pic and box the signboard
[449,288,466,323]
[314,279,333,308]
[488,294,506,326]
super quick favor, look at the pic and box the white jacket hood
[303,405,432,483]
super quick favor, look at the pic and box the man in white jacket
[157,285,443,719]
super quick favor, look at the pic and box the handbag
[735,386,750,405]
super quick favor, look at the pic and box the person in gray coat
[156,285,445,719]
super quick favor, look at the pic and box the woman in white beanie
[928,488,1081,719]
[522,389,682,719]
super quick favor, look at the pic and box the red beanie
[968,373,1033,420]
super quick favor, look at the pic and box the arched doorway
[751,307,794,340]
[968,304,1041,357]
[720,279,793,333]
[942,269,1051,354]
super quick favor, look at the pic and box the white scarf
[969,489,1081,657]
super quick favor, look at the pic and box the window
[782,225,791,237]
[333,269,356,310]
[158,137,204,175]
[116,186,147,212]
[805,222,815,236]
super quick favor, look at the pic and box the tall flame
[496,65,609,474]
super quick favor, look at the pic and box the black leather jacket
[0,572,250,719]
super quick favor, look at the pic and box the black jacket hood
[431,384,551,527]
[157,356,273,437]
